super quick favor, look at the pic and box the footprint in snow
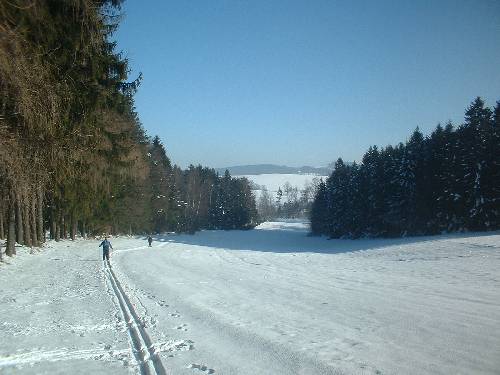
[174,323,188,331]
[188,363,215,374]
[144,292,156,299]
[140,316,157,328]
[155,340,194,353]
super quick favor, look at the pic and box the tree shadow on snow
[152,225,500,255]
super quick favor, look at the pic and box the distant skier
[99,237,113,261]
[147,236,153,247]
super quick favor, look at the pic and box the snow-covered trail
[112,223,500,375]
[1,222,500,375]
[0,241,134,374]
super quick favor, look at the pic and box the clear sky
[115,0,500,169]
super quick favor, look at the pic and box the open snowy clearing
[235,173,326,200]
[1,222,499,375]
[235,174,326,191]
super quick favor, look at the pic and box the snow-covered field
[236,174,326,199]
[1,222,499,375]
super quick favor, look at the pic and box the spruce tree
[310,97,500,238]
[310,180,329,235]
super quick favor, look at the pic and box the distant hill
[215,164,333,176]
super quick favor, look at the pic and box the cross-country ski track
[1,221,499,375]
[104,260,167,375]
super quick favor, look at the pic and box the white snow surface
[236,173,325,190]
[1,222,500,375]
[236,174,326,199]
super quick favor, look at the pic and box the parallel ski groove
[105,261,167,375]
[105,264,151,375]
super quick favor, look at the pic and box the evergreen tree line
[148,136,258,234]
[311,98,500,238]
[0,1,257,260]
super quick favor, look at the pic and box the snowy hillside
[216,164,332,176]
[1,223,499,374]
[236,173,326,200]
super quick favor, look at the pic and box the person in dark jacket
[99,237,113,261]
[147,236,153,247]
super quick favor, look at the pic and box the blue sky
[115,0,500,168]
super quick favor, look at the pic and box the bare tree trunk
[6,193,16,256]
[31,194,38,247]
[70,214,76,240]
[0,204,4,239]
[81,220,86,239]
[59,211,64,239]
[15,195,23,245]
[196,190,202,216]
[50,206,56,240]
[55,209,60,241]
[49,219,54,239]
[37,185,44,243]
[62,214,67,239]
[23,196,32,248]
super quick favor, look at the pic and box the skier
[147,236,153,247]
[99,237,113,261]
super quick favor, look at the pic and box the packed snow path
[104,260,167,375]
[1,222,499,375]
